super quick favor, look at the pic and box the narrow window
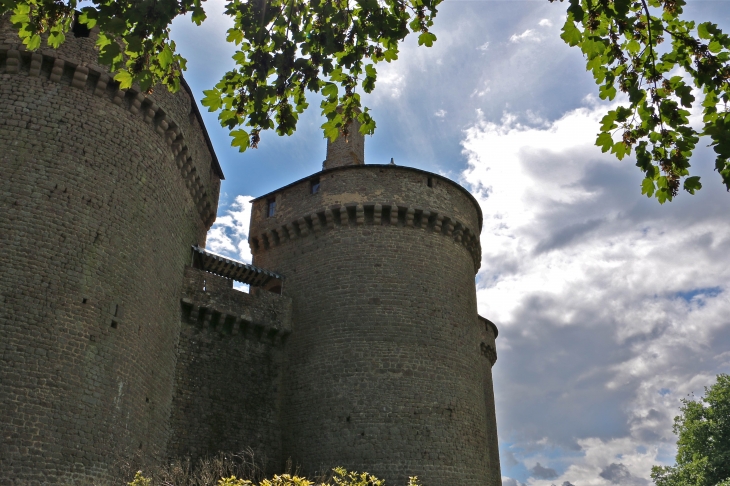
[267,197,276,217]
[427,177,433,188]
[72,13,91,38]
[310,177,320,194]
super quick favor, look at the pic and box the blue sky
[171,2,730,485]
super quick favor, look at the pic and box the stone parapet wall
[168,267,292,466]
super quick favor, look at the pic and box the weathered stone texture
[0,16,500,486]
[323,119,364,169]
[0,20,220,483]
[168,267,290,465]
[249,166,499,486]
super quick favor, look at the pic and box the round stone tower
[249,130,501,485]
[0,17,221,482]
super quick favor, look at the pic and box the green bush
[128,466,421,486]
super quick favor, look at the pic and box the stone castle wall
[249,166,498,486]
[0,18,220,483]
[168,267,291,466]
[0,16,501,485]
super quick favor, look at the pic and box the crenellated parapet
[249,164,484,273]
[180,266,292,346]
[250,202,482,271]
[0,45,219,228]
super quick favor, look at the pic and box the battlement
[180,266,292,345]
[249,164,483,272]
[0,33,221,228]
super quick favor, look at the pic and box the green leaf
[158,45,174,69]
[641,177,656,197]
[418,32,437,47]
[201,89,223,111]
[114,70,134,89]
[596,132,614,153]
[47,31,65,49]
[561,17,582,46]
[230,129,250,152]
[106,18,127,34]
[321,83,338,98]
[192,6,207,26]
[683,176,702,194]
[25,33,41,50]
[626,40,640,55]
[697,22,712,40]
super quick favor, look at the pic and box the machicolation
[0,15,500,486]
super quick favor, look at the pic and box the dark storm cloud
[531,463,559,480]
[600,463,649,486]
[503,478,527,486]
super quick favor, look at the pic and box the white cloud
[478,41,491,51]
[207,194,254,264]
[510,29,541,43]
[461,100,730,484]
[538,19,553,27]
[435,109,447,118]
[375,67,406,98]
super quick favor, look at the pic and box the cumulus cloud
[461,100,730,484]
[510,29,541,43]
[539,19,553,27]
[206,194,254,264]
[435,109,447,118]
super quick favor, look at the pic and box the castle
[0,17,500,486]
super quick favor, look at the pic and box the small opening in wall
[113,304,119,317]
[427,177,433,188]
[146,397,149,403]
[203,279,207,292]
[310,177,320,194]
[110,320,118,329]
[72,13,91,38]
[82,298,87,304]
[267,197,276,217]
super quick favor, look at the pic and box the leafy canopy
[651,374,730,486]
[1,0,729,202]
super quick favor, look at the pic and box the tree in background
[1,0,729,203]
[652,374,730,486]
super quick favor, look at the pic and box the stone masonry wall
[479,316,501,486]
[168,267,292,469]
[0,19,219,484]
[249,166,497,486]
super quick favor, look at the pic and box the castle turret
[0,17,221,482]
[249,141,500,485]
[323,118,365,169]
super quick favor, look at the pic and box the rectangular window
[267,198,276,217]
[310,177,320,194]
